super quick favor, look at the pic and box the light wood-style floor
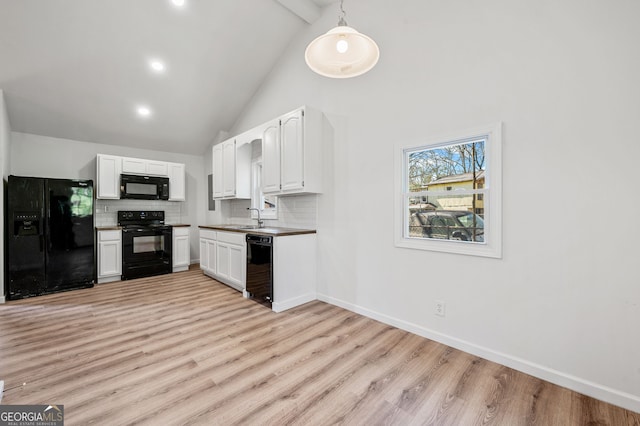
[1,268,638,425]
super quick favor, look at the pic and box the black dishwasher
[246,234,273,308]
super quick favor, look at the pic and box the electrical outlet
[435,300,446,317]
[104,205,109,212]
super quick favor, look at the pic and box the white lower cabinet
[97,229,122,283]
[172,227,190,272]
[199,229,246,291]
[198,228,317,312]
[199,230,217,275]
[272,234,317,313]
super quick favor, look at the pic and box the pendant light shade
[304,1,379,78]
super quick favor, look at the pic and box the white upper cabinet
[280,109,305,192]
[122,157,168,176]
[96,154,122,199]
[167,162,186,201]
[96,154,185,201]
[211,138,251,200]
[222,139,237,197]
[212,144,224,199]
[260,106,326,196]
[261,119,281,194]
[147,160,169,176]
[121,157,146,174]
[212,105,328,200]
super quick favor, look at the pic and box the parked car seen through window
[409,210,484,242]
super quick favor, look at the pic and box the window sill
[395,236,502,259]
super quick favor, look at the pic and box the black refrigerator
[6,175,95,299]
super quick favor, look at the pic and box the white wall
[0,91,12,302]
[10,132,207,262]
[231,0,640,412]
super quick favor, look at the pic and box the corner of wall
[0,90,11,301]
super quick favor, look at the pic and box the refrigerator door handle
[39,234,44,252]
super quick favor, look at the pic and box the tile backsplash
[227,194,317,229]
[95,199,183,226]
[95,195,317,229]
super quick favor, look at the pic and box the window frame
[251,159,278,220]
[394,122,502,258]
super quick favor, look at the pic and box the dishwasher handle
[246,234,272,246]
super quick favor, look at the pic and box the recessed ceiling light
[136,106,152,117]
[171,0,185,7]
[149,60,165,73]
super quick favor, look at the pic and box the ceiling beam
[276,0,321,24]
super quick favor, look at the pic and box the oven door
[121,227,172,279]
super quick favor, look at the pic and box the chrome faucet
[247,208,264,228]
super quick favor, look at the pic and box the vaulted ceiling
[0,0,336,155]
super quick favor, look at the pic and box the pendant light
[304,0,379,78]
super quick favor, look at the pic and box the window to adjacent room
[395,123,502,258]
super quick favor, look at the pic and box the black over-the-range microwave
[120,174,170,200]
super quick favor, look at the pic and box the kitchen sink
[219,224,260,230]
[253,228,281,233]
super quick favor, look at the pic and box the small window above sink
[251,151,277,221]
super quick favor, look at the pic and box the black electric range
[118,211,172,280]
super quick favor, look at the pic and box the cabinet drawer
[173,227,189,237]
[199,229,217,240]
[98,230,121,242]
[216,230,245,245]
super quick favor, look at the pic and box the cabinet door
[222,140,237,197]
[207,239,217,274]
[216,242,229,279]
[212,144,224,198]
[98,240,121,277]
[168,162,186,201]
[96,154,121,199]
[199,238,209,271]
[173,235,190,268]
[262,120,281,194]
[121,157,147,174]
[227,243,245,289]
[146,160,168,176]
[280,109,304,192]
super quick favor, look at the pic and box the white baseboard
[0,296,5,304]
[317,293,640,414]
[97,276,120,284]
[273,293,316,313]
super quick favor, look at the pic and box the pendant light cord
[338,0,347,26]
